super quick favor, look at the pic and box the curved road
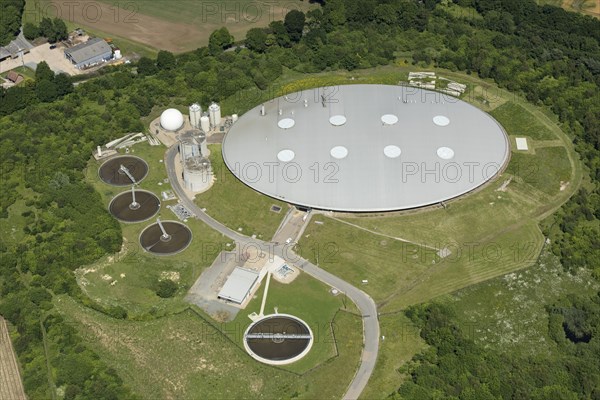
[165,146,379,399]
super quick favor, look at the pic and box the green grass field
[195,144,288,240]
[444,249,599,357]
[54,294,362,399]
[491,102,556,140]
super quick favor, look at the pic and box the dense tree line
[1,0,599,397]
[396,299,600,399]
[23,17,68,43]
[0,0,25,45]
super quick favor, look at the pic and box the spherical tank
[160,108,184,131]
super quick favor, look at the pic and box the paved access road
[165,145,379,399]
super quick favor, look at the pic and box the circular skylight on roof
[330,146,348,159]
[277,149,295,162]
[433,115,450,126]
[278,118,295,129]
[437,147,455,160]
[381,114,399,125]
[384,145,402,158]
[329,115,347,126]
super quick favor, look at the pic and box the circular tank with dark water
[99,156,149,186]
[109,190,160,223]
[139,221,192,255]
[244,314,313,365]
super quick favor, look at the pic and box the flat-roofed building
[218,267,260,304]
[64,38,112,69]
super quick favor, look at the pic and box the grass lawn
[54,293,363,399]
[222,273,358,375]
[195,144,288,240]
[491,102,556,140]
[506,147,572,196]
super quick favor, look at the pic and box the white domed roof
[160,108,184,131]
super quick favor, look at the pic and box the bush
[156,279,178,298]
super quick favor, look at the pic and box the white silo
[183,156,213,192]
[231,114,238,123]
[200,115,210,132]
[189,103,202,129]
[208,102,221,128]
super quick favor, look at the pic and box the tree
[35,61,55,82]
[23,23,40,40]
[269,21,290,47]
[54,73,73,96]
[284,10,306,42]
[208,27,234,55]
[156,50,176,70]
[0,4,22,46]
[156,279,177,298]
[35,80,58,102]
[137,57,157,76]
[39,17,54,39]
[50,18,68,42]
[245,28,268,52]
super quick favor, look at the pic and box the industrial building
[218,267,260,304]
[178,128,212,193]
[64,38,112,69]
[222,84,510,212]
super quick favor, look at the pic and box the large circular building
[222,84,510,212]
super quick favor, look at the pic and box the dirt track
[0,317,26,400]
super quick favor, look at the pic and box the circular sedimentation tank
[108,190,160,223]
[244,314,313,365]
[99,156,149,186]
[140,221,192,255]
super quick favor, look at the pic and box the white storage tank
[189,103,202,129]
[160,108,184,131]
[183,157,213,192]
[209,102,221,128]
[200,115,210,132]
[114,49,122,60]
[232,114,238,123]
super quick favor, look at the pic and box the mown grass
[222,273,356,375]
[506,147,572,196]
[491,102,556,140]
[194,144,288,240]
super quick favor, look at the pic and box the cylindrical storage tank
[209,102,221,128]
[183,157,212,192]
[179,140,199,160]
[232,114,238,123]
[200,115,210,132]
[189,103,202,128]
